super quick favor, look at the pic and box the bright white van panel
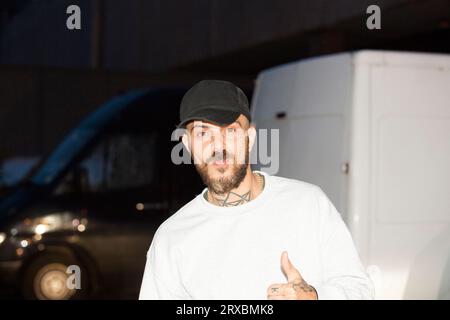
[255,115,346,215]
[346,63,372,262]
[251,61,298,119]
[251,53,353,217]
[251,50,450,300]
[290,53,353,117]
[368,55,450,299]
[376,116,450,223]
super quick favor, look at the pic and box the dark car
[0,88,204,299]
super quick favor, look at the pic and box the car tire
[22,250,90,300]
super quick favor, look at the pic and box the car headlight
[0,232,6,245]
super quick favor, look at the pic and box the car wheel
[22,251,89,300]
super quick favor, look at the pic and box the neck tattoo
[212,190,251,207]
[206,173,265,207]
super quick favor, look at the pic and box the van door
[251,54,352,221]
[369,62,450,299]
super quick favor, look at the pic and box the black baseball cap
[177,80,251,128]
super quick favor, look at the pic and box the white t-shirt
[139,171,374,300]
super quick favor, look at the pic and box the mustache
[205,150,235,164]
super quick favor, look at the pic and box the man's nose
[211,129,227,149]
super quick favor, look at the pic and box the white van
[250,50,450,300]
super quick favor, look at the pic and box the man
[139,80,374,300]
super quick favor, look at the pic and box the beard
[194,137,249,195]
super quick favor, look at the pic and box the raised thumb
[280,251,301,282]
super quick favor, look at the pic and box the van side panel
[347,62,372,264]
[251,54,353,221]
[368,55,450,299]
[252,50,450,300]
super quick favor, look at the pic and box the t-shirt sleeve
[312,186,375,300]
[139,227,189,300]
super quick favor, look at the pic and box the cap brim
[177,107,242,129]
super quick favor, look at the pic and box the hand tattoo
[292,279,315,293]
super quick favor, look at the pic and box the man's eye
[197,131,209,138]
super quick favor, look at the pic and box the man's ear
[247,125,257,152]
[182,133,191,154]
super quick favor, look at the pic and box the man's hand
[267,251,318,300]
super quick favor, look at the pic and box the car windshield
[29,90,148,186]
[30,127,97,185]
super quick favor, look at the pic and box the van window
[54,132,158,195]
